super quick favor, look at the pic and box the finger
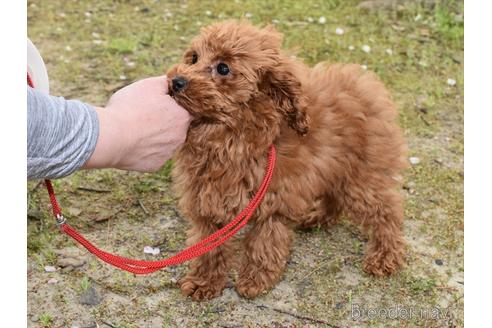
[162,95,192,121]
[143,75,169,93]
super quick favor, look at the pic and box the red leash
[28,73,276,274]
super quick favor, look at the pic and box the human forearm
[27,76,191,179]
[27,87,99,180]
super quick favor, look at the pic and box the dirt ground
[27,0,463,327]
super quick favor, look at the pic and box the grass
[39,313,53,327]
[28,0,463,327]
[79,276,92,293]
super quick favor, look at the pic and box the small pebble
[119,75,127,80]
[386,48,393,55]
[84,12,92,18]
[44,266,57,272]
[91,32,100,38]
[48,278,58,284]
[409,157,420,165]
[65,45,72,51]
[435,259,444,266]
[92,40,102,45]
[245,12,253,18]
[307,17,314,23]
[447,78,456,86]
[335,27,344,35]
[205,10,212,16]
[318,16,327,24]
[361,65,368,70]
[144,246,160,255]
[362,44,371,53]
[57,257,86,268]
[348,45,355,51]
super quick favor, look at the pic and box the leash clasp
[56,214,66,227]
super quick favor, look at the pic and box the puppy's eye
[191,53,198,64]
[217,63,230,76]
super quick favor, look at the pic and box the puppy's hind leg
[236,217,293,299]
[343,185,405,276]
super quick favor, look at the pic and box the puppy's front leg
[236,217,293,299]
[180,222,234,301]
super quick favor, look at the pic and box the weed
[39,313,53,327]
[79,275,91,293]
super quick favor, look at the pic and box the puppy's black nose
[172,76,188,92]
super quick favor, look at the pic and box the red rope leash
[28,72,276,274]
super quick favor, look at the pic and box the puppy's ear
[263,62,310,136]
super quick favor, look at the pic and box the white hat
[27,38,50,94]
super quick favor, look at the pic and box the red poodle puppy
[167,20,407,301]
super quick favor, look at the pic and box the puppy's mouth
[168,87,222,128]
[168,86,196,116]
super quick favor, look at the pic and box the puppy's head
[167,20,309,136]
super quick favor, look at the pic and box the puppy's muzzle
[172,76,188,93]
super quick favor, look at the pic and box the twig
[138,199,150,215]
[80,324,98,328]
[436,285,459,292]
[418,113,431,126]
[77,186,111,193]
[256,304,339,327]
[100,321,117,328]
[433,158,443,166]
[94,207,124,223]
[297,259,330,283]
[209,307,227,314]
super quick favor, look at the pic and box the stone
[57,257,86,268]
[79,286,102,306]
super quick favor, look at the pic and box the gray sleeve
[27,87,99,180]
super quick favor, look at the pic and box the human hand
[84,76,191,172]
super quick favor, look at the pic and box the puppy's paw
[363,251,404,276]
[179,275,225,301]
[235,278,268,299]
[236,269,281,299]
